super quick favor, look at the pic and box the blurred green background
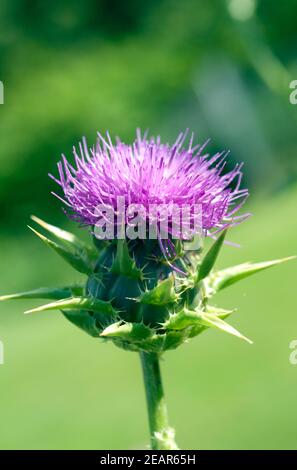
[0,0,297,450]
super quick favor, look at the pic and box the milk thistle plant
[1,130,294,450]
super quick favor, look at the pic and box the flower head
[50,130,249,239]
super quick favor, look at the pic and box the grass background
[0,187,296,450]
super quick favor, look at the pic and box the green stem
[140,351,178,450]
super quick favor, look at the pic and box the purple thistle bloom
[50,130,249,241]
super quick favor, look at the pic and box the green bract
[1,216,294,354]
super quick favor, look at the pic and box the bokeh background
[0,0,297,449]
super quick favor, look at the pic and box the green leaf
[24,296,117,316]
[164,307,204,330]
[111,239,142,279]
[164,307,251,343]
[205,256,296,296]
[200,312,252,344]
[197,229,227,282]
[0,286,83,301]
[31,215,97,260]
[139,276,179,306]
[100,321,153,341]
[61,309,101,337]
[28,226,93,275]
[205,305,235,320]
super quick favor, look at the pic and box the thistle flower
[1,130,294,451]
[51,130,249,236]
